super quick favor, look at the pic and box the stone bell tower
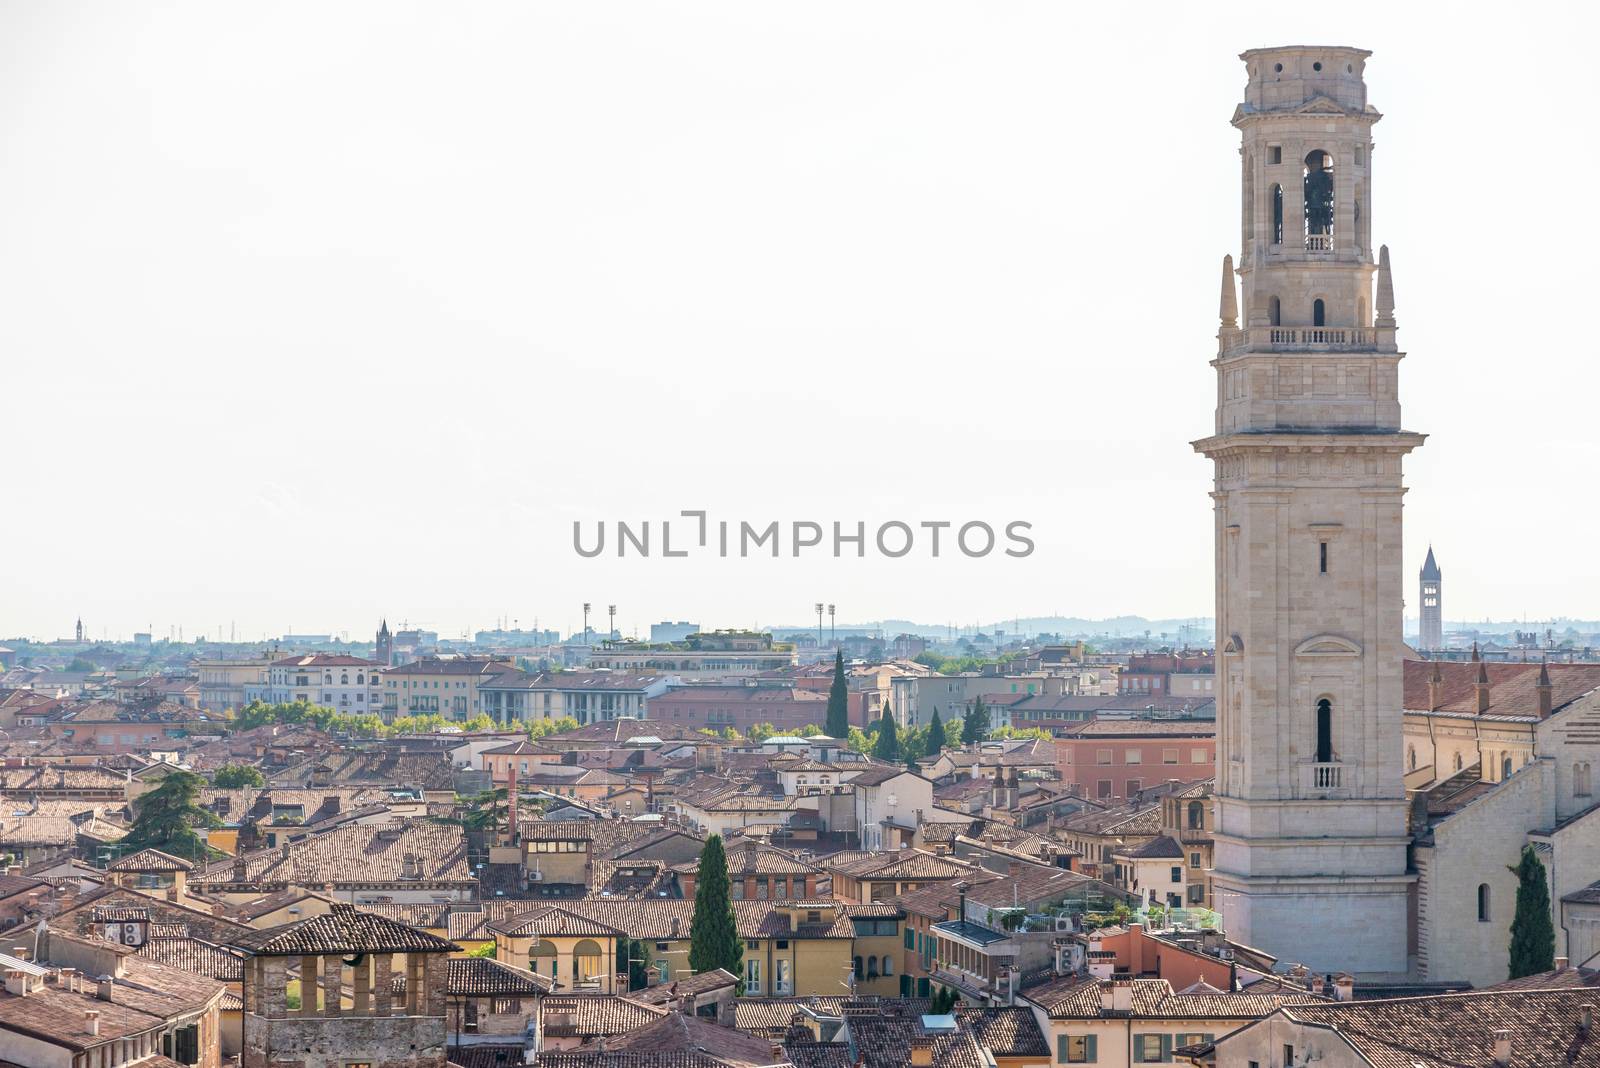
[1193,46,1422,976]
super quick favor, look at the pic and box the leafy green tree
[1509,844,1556,979]
[467,941,496,958]
[871,708,899,761]
[617,938,653,991]
[926,710,947,754]
[797,724,823,737]
[689,835,742,989]
[212,764,265,789]
[961,697,989,745]
[67,657,96,673]
[123,770,219,861]
[845,727,874,754]
[434,788,509,834]
[526,716,580,740]
[747,722,778,744]
[825,651,850,738]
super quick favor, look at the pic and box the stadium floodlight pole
[815,603,825,647]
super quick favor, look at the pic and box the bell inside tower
[1303,149,1334,249]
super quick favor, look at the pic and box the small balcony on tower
[1294,759,1357,800]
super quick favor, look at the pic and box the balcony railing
[1220,325,1395,357]
[1296,761,1354,798]
[1304,233,1334,252]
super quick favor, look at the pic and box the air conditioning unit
[527,871,543,882]
[1055,917,1074,933]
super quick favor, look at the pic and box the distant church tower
[1419,547,1442,652]
[75,618,84,643]
[1194,46,1421,976]
[375,619,393,667]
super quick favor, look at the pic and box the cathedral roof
[1420,546,1441,580]
[1403,660,1600,719]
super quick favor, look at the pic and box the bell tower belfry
[1194,46,1422,976]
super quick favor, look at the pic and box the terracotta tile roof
[194,821,473,889]
[56,886,254,947]
[557,1010,785,1068]
[733,997,930,1037]
[541,995,670,1037]
[452,1045,532,1068]
[230,902,459,956]
[1021,975,1171,1018]
[848,1011,987,1068]
[954,1006,1050,1057]
[822,850,974,881]
[782,1043,851,1068]
[845,765,922,787]
[1404,659,1600,718]
[1114,834,1184,860]
[135,936,245,982]
[1273,988,1600,1067]
[490,905,627,939]
[106,848,192,873]
[445,956,553,996]
[675,842,816,877]
[622,968,737,1007]
[454,899,892,943]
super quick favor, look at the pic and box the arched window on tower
[1454,752,1464,772]
[1575,762,1592,797]
[1303,150,1335,244]
[1407,746,1417,771]
[1502,755,1514,780]
[1477,883,1491,922]
[1313,299,1326,327]
[1270,184,1284,245]
[1268,296,1281,327]
[1315,698,1334,763]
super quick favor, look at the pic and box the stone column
[263,957,288,1018]
[423,955,446,1017]
[374,954,394,1016]
[353,955,371,1015]
[299,956,319,1017]
[322,955,342,1017]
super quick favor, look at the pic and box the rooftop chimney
[1581,1003,1594,1034]
[3,970,28,997]
[85,1010,100,1035]
[98,976,114,1001]
[1490,1028,1511,1066]
[1428,660,1445,712]
[1557,957,1571,971]
[1473,645,1492,714]
[1538,660,1553,718]
[908,1038,934,1067]
[1332,974,1355,1002]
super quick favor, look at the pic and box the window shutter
[1133,1036,1145,1063]
[1084,1035,1098,1063]
[1058,1035,1069,1064]
[1160,1033,1173,1062]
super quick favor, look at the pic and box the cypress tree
[825,651,850,739]
[926,709,947,754]
[961,697,989,745]
[689,834,742,986]
[872,708,899,760]
[1508,844,1556,979]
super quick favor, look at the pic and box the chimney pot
[1491,1028,1511,1066]
[86,1009,100,1035]
[1557,956,1571,971]
[1582,1003,1595,1033]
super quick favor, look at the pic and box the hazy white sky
[3,2,1597,642]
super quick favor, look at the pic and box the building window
[1058,1034,1098,1063]
[1268,294,1281,326]
[1189,852,1201,868]
[1187,801,1204,829]
[1124,749,1142,764]
[1096,749,1113,765]
[1478,883,1491,922]
[1319,541,1329,574]
[1313,298,1327,327]
[1161,749,1179,765]
[1316,699,1334,763]
[1270,184,1284,244]
[1170,866,1182,883]
[1408,746,1417,771]
[1578,762,1594,797]
[1268,145,1282,165]
[1134,1034,1168,1062]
